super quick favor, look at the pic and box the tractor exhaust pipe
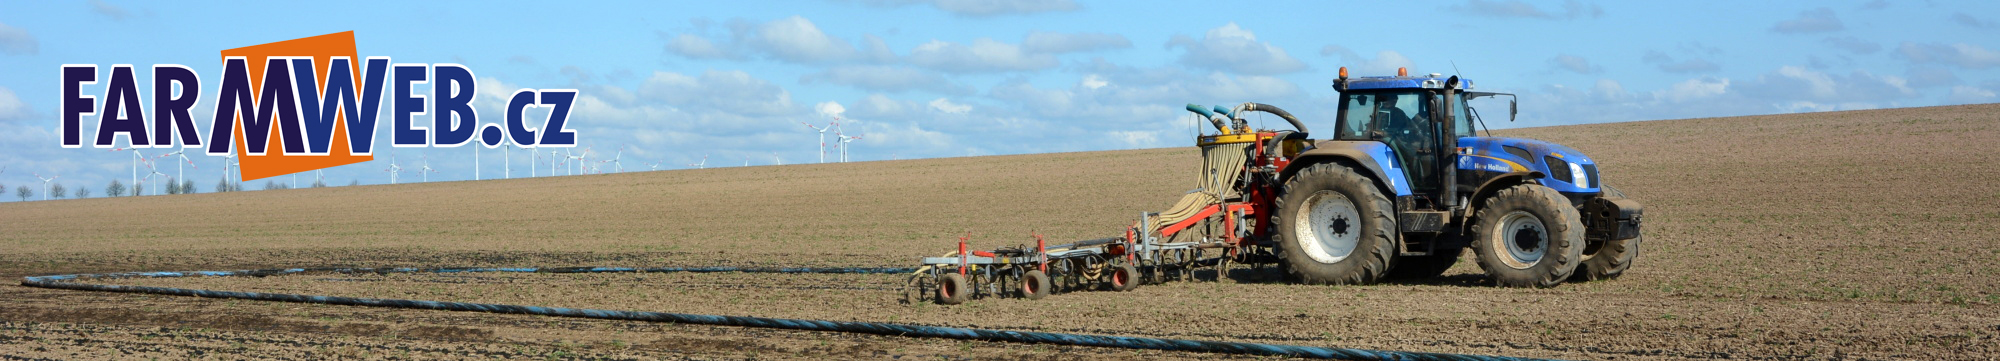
[1441,76,1460,208]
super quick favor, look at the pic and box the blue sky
[1,0,1997,195]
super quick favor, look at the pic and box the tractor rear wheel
[1275,163,1397,285]
[936,273,971,305]
[1575,185,1640,282]
[1471,184,1583,288]
[1020,270,1052,300]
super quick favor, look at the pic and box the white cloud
[852,94,918,119]
[1320,46,1415,76]
[1080,74,1108,89]
[744,16,860,63]
[1168,23,1308,75]
[928,98,972,114]
[89,0,130,20]
[815,101,847,118]
[1947,85,1998,104]
[1771,8,1844,34]
[0,86,27,121]
[1549,54,1601,74]
[637,70,797,116]
[906,38,1057,73]
[864,0,1080,17]
[1447,0,1603,20]
[665,16,873,64]
[800,65,972,94]
[664,34,740,60]
[1664,77,1730,102]
[1951,12,1996,29]
[1640,51,1720,73]
[0,22,37,56]
[1021,31,1130,54]
[1897,42,2000,69]
[1822,36,1880,54]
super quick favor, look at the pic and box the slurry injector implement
[911,67,1645,304]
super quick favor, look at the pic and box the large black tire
[1274,163,1397,285]
[1575,185,1640,282]
[1471,184,1583,288]
[936,273,970,305]
[1386,246,1461,280]
[1020,270,1052,300]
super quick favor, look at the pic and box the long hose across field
[20,266,1556,361]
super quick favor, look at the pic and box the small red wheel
[937,273,970,305]
[1109,264,1140,292]
[1020,270,1051,300]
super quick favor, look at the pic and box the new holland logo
[58,31,579,181]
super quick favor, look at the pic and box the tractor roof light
[1339,67,1347,79]
[1398,67,1408,76]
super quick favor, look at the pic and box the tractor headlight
[1569,162,1588,188]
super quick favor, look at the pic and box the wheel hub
[1295,190,1362,264]
[1495,211,1548,270]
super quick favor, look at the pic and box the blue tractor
[1250,67,1644,287]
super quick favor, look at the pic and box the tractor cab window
[1451,93,1473,137]
[1335,90,1431,141]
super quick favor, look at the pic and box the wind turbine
[110,148,149,193]
[649,161,662,171]
[419,156,438,182]
[32,173,56,200]
[601,146,627,173]
[384,156,403,184]
[687,154,708,169]
[472,143,481,180]
[773,152,782,166]
[146,165,171,195]
[834,124,863,163]
[155,150,197,189]
[549,150,560,176]
[803,120,835,164]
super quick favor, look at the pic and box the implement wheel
[936,273,971,305]
[1020,270,1052,300]
[1108,264,1140,292]
[1575,185,1640,282]
[1472,184,1583,288]
[1274,163,1397,285]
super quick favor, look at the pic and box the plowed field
[3,104,1997,360]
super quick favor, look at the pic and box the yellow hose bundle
[1153,142,1253,230]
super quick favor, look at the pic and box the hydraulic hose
[1235,102,1310,134]
[20,266,1557,361]
[1186,103,1229,133]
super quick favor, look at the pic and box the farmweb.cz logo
[56,31,580,181]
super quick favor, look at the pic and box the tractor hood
[1458,136,1600,193]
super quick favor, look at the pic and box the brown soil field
[4,103,1999,360]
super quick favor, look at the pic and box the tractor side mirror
[1509,99,1518,122]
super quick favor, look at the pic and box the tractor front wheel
[1471,184,1583,288]
[1274,163,1397,285]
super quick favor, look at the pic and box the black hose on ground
[20,267,1558,361]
